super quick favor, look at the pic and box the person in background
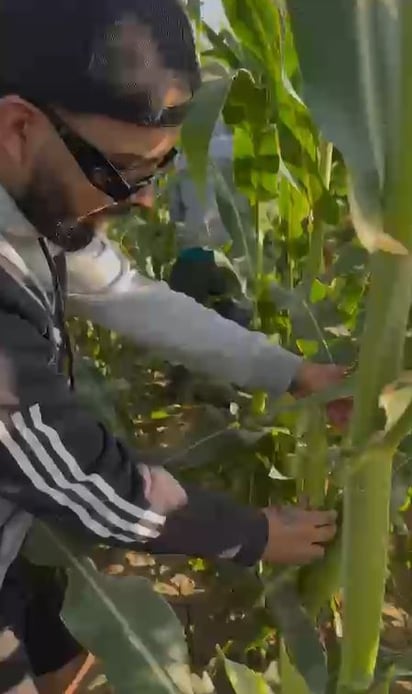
[168,120,254,326]
[169,119,237,249]
[0,0,341,691]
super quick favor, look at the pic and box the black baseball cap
[0,0,201,126]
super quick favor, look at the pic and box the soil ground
[66,537,412,694]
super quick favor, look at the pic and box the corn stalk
[184,1,412,690]
[339,6,412,689]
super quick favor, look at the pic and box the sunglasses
[43,108,178,202]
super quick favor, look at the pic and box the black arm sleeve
[0,308,267,566]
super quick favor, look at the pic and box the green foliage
[63,568,192,694]
[182,75,232,198]
[288,4,412,694]
[266,576,328,693]
[28,0,412,692]
[221,0,281,99]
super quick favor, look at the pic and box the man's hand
[291,362,346,396]
[261,507,337,565]
[291,362,352,429]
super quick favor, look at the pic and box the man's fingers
[309,523,337,544]
[288,508,337,527]
[262,506,338,566]
[274,507,337,527]
[304,509,337,526]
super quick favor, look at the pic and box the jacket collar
[0,184,37,240]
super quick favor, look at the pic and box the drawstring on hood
[38,237,75,390]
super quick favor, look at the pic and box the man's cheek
[68,179,112,221]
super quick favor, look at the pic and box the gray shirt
[0,184,302,400]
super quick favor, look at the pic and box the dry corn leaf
[154,581,180,597]
[380,371,412,432]
[191,672,215,694]
[125,551,155,568]
[105,564,124,576]
[170,574,196,596]
[349,185,409,255]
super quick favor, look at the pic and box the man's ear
[0,95,44,171]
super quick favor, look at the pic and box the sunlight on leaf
[190,672,215,694]
[218,649,273,694]
[151,410,170,421]
[269,465,293,481]
[310,279,328,304]
[296,339,319,358]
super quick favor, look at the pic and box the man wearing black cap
[0,0,341,690]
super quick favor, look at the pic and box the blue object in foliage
[178,247,214,263]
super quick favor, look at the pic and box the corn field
[24,1,412,693]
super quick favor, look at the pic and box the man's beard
[17,169,132,253]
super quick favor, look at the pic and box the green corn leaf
[186,0,201,26]
[24,523,193,694]
[287,6,412,692]
[218,649,273,694]
[280,641,311,694]
[265,576,328,694]
[287,0,412,257]
[213,164,256,275]
[223,69,269,127]
[202,22,242,70]
[182,76,232,200]
[221,0,281,100]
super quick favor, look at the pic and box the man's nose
[129,184,156,209]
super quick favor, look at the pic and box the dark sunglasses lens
[88,166,130,201]
[45,111,131,202]
[129,150,178,195]
[162,148,178,169]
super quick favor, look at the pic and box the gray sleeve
[66,235,302,397]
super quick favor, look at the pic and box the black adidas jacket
[0,235,268,579]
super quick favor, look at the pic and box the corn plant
[288,2,412,693]
[24,1,412,693]
[182,1,412,693]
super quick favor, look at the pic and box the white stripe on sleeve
[0,422,157,544]
[30,404,165,526]
[12,413,158,540]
